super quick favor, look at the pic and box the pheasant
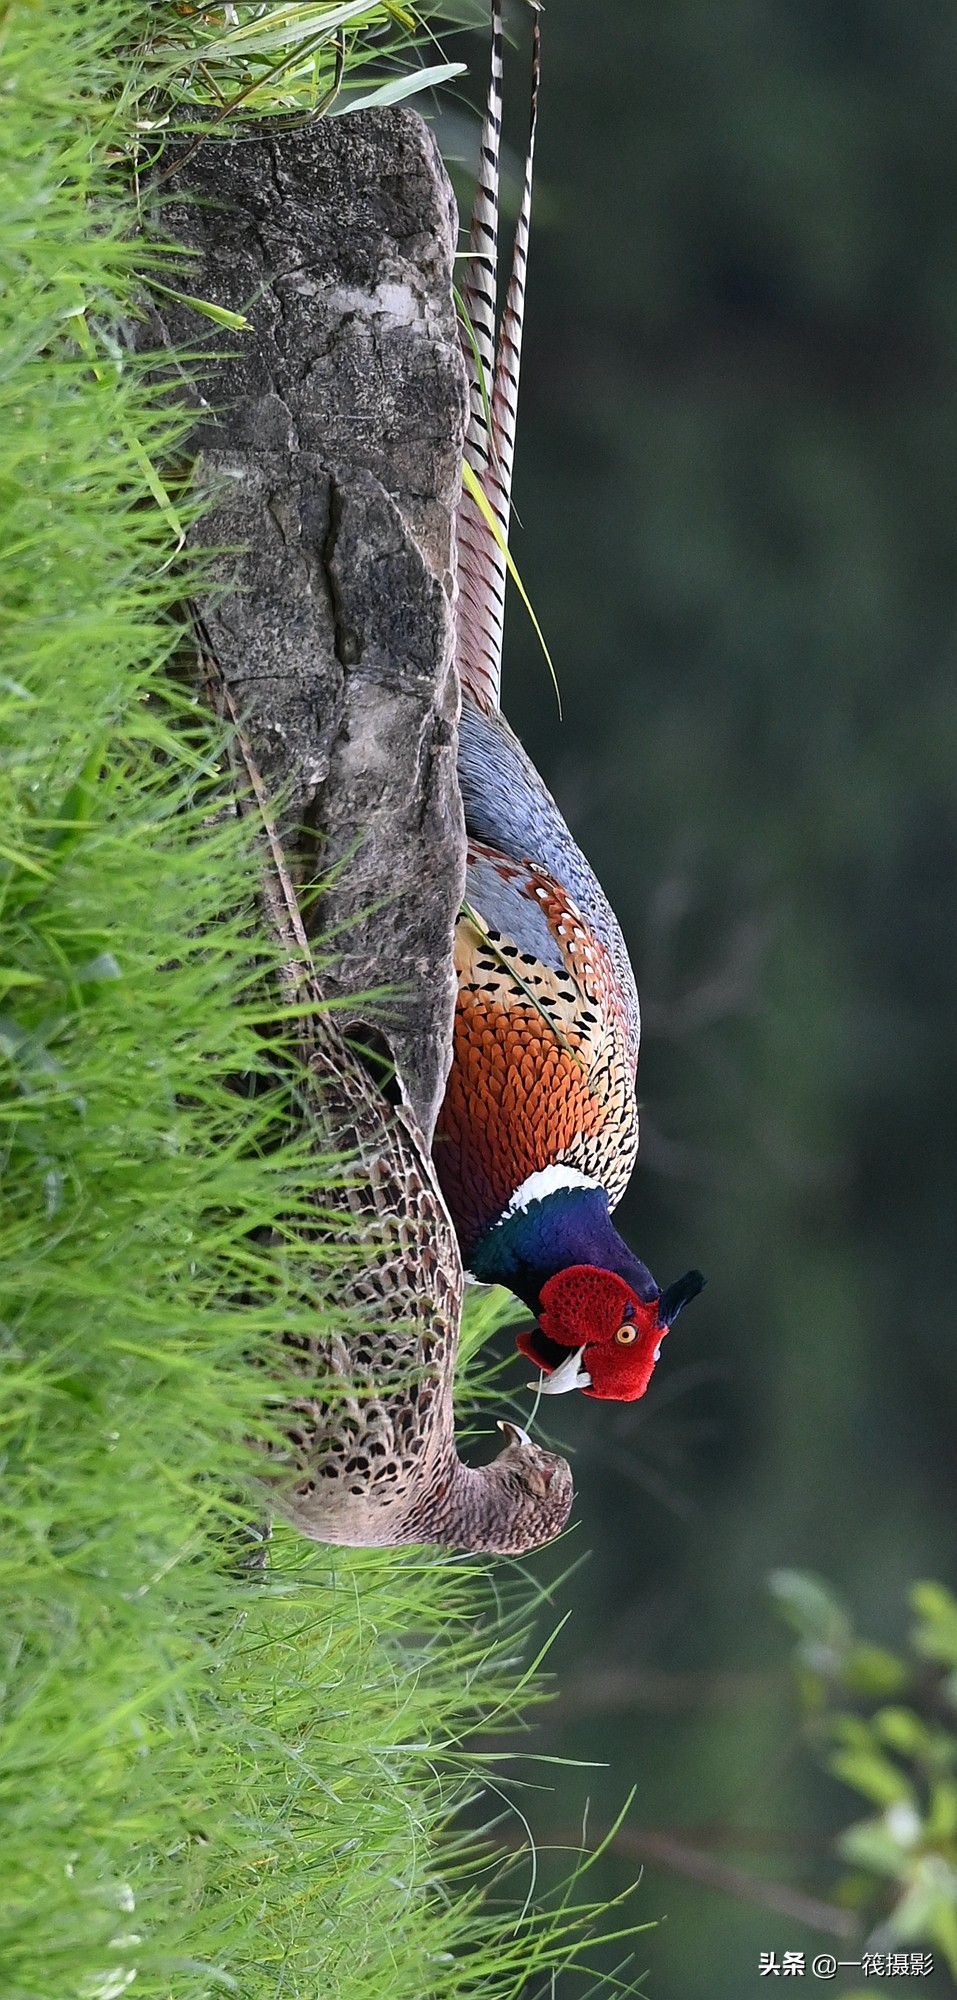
[212,672,573,1556]
[433,1,703,1402]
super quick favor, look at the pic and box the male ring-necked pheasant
[433,1,703,1401]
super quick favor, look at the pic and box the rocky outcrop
[142,110,467,1142]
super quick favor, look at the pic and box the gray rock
[140,109,467,1141]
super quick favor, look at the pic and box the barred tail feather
[455,0,506,713]
[455,2,540,717]
[455,489,509,713]
[487,4,540,591]
[460,0,503,434]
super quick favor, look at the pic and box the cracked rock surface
[141,110,467,1142]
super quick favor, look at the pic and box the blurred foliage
[772,1572,957,1975]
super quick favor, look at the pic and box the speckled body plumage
[279,1028,461,1545]
[269,1008,573,1552]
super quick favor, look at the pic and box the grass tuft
[124,2,467,148]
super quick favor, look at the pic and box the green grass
[0,6,649,1998]
[124,1,470,129]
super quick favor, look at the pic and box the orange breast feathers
[433,848,640,1253]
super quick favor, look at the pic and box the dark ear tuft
[657,1269,706,1327]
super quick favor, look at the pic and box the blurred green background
[441,3,957,1993]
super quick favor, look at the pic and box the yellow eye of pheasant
[615,1325,638,1345]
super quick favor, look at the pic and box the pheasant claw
[497,1418,532,1447]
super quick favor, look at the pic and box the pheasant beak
[497,1418,533,1448]
[532,1345,592,1396]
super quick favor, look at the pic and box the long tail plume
[455,2,541,716]
[487,4,540,611]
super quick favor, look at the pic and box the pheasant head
[468,1169,704,1405]
[516,1265,704,1401]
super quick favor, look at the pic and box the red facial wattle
[578,1318,662,1400]
[515,1264,668,1402]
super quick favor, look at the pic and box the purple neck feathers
[468,1182,659,1314]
